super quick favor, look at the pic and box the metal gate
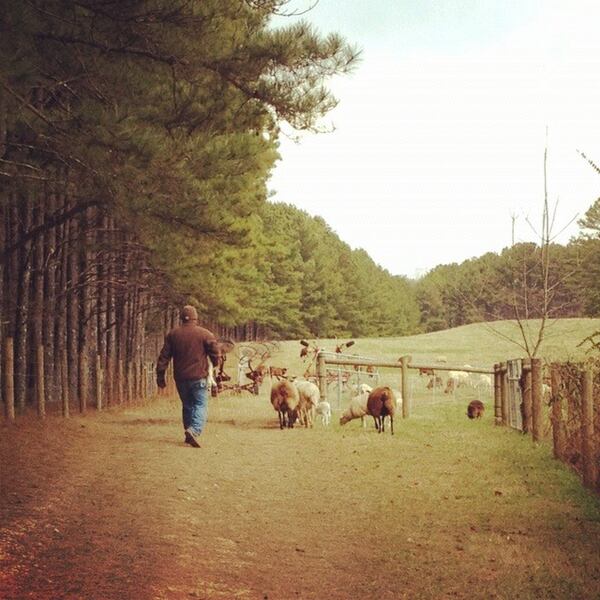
[506,359,523,431]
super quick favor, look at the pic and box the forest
[1,1,599,414]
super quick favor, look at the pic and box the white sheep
[445,370,470,394]
[339,392,369,427]
[294,379,320,428]
[315,400,331,426]
[470,372,492,393]
[351,382,373,395]
[391,389,403,412]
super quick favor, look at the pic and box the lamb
[293,379,320,428]
[270,380,299,429]
[367,386,397,434]
[392,389,403,412]
[339,392,369,427]
[315,400,332,426]
[467,399,485,419]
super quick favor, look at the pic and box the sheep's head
[339,414,351,426]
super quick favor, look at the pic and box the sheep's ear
[300,340,309,347]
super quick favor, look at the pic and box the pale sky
[268,0,600,278]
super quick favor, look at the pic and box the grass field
[267,318,600,374]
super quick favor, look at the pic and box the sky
[267,0,600,278]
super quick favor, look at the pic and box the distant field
[266,318,600,378]
[245,317,600,414]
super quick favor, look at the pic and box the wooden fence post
[317,351,327,403]
[400,355,410,419]
[78,352,87,413]
[581,369,597,490]
[494,363,502,425]
[4,337,15,421]
[531,358,542,442]
[95,353,103,411]
[521,358,532,434]
[500,362,508,426]
[37,345,45,418]
[550,364,565,460]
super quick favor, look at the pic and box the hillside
[266,318,600,379]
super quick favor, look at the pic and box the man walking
[157,305,221,447]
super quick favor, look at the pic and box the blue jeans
[175,378,209,435]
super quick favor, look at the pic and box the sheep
[269,366,288,380]
[270,380,299,429]
[315,400,332,426]
[444,370,470,394]
[366,386,397,434]
[426,375,444,389]
[339,392,369,427]
[467,399,485,419]
[294,379,320,428]
[470,372,492,393]
[392,389,403,412]
[352,382,373,395]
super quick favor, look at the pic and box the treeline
[2,2,597,418]
[257,202,420,338]
[0,0,360,413]
[414,198,600,332]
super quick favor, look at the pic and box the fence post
[500,362,508,426]
[400,355,410,419]
[37,345,46,418]
[521,358,532,434]
[95,353,103,411]
[4,337,15,421]
[531,358,542,442]
[581,369,596,490]
[550,364,565,460]
[317,351,327,403]
[78,352,87,414]
[493,363,502,425]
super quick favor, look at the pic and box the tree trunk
[43,185,57,407]
[14,191,33,412]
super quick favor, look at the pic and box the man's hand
[157,371,166,389]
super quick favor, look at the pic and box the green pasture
[268,318,600,374]
[209,319,600,598]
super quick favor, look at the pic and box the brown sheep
[467,399,485,419]
[270,380,299,429]
[269,366,288,380]
[366,386,396,434]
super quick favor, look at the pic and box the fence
[493,358,544,439]
[548,362,599,492]
[317,352,494,419]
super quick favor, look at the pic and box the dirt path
[2,393,600,600]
